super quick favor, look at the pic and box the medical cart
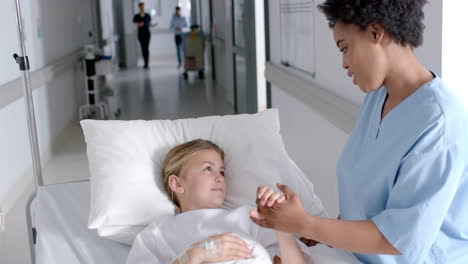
[182,29,205,79]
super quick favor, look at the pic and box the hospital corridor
[1,0,467,263]
[42,57,234,185]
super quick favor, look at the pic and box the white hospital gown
[126,206,310,264]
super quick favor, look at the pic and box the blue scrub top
[337,76,468,263]
[170,15,188,35]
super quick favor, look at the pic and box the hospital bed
[31,181,359,264]
[32,181,129,263]
[27,110,361,264]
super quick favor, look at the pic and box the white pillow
[80,109,326,245]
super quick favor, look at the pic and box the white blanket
[126,206,361,264]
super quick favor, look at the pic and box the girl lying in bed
[126,139,311,264]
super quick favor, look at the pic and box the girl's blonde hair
[162,139,224,207]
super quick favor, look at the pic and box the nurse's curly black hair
[318,0,428,47]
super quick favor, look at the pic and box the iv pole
[12,0,43,263]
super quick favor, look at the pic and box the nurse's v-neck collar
[373,74,440,139]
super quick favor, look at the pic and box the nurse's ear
[168,174,185,194]
[368,23,385,44]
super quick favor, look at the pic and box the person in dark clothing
[133,3,152,69]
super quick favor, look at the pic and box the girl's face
[333,21,388,93]
[172,149,226,212]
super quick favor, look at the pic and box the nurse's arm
[299,216,401,255]
[251,184,401,255]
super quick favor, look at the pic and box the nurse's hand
[250,184,308,235]
[299,237,319,247]
[273,255,282,264]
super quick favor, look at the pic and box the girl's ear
[168,175,184,194]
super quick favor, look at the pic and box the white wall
[200,0,211,35]
[212,0,235,105]
[268,0,442,107]
[99,0,118,57]
[255,0,266,111]
[122,0,139,67]
[0,0,20,85]
[267,0,444,216]
[442,1,468,106]
[22,0,96,68]
[0,0,94,209]
[0,0,95,262]
[272,86,348,217]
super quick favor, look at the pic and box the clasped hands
[249,184,319,247]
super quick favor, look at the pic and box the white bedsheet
[33,181,130,264]
[127,206,361,264]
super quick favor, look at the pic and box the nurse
[250,0,468,263]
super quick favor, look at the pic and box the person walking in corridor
[133,2,153,69]
[170,6,188,68]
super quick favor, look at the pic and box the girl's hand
[195,233,252,263]
[256,185,287,207]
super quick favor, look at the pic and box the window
[278,0,316,76]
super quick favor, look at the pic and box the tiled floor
[43,57,234,184]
